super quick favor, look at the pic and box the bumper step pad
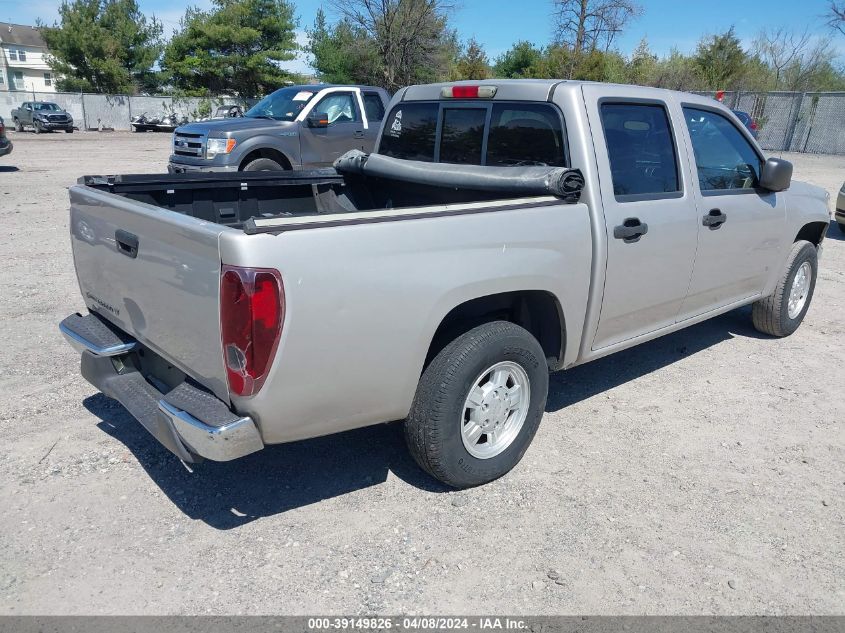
[60,312,136,356]
[81,353,196,462]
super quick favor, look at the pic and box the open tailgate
[69,184,230,401]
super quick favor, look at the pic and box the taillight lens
[220,265,284,397]
[750,120,759,130]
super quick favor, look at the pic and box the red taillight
[0,122,4,134]
[220,265,284,397]
[750,120,759,130]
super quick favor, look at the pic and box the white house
[0,22,55,93]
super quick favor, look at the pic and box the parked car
[0,117,12,157]
[131,113,161,133]
[836,182,845,233]
[60,80,829,489]
[11,101,74,133]
[168,84,390,173]
[733,110,759,139]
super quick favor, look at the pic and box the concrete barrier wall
[0,92,246,131]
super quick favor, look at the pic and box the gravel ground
[0,131,842,615]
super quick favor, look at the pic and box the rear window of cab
[378,101,567,167]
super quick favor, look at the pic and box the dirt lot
[0,131,842,615]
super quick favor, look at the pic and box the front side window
[363,93,385,122]
[600,102,680,199]
[379,103,438,162]
[314,93,358,124]
[683,107,761,192]
[487,103,566,166]
[439,107,486,165]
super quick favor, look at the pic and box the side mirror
[307,111,329,128]
[759,157,792,192]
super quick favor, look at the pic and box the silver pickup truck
[60,80,830,488]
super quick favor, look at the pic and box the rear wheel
[752,240,817,337]
[242,158,284,171]
[404,321,549,489]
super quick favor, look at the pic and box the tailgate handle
[115,230,139,258]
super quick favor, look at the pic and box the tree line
[38,0,845,98]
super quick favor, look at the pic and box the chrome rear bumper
[60,312,263,462]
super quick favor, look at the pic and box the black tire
[752,240,817,337]
[65,129,74,133]
[838,221,845,235]
[405,321,549,489]
[242,158,285,171]
[33,121,42,134]
[14,118,23,132]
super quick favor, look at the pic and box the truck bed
[79,152,585,232]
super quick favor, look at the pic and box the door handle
[613,218,648,243]
[353,130,365,139]
[115,229,138,258]
[702,208,727,229]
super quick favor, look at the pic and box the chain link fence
[695,91,845,154]
[0,91,246,131]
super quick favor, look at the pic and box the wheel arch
[238,146,293,170]
[794,221,828,247]
[424,290,566,373]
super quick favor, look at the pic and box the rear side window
[363,93,385,122]
[600,103,680,200]
[683,107,761,192]
[487,103,566,166]
[439,108,486,165]
[379,103,438,162]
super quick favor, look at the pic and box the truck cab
[168,84,390,173]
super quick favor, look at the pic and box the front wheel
[33,121,42,134]
[752,240,818,337]
[405,321,549,488]
[65,128,74,133]
[14,118,23,132]
[242,158,284,171]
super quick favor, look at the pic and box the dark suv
[0,117,12,157]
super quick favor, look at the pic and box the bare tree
[552,0,642,54]
[328,0,454,92]
[754,27,839,91]
[828,1,845,36]
[753,28,811,88]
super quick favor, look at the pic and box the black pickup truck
[11,101,74,133]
